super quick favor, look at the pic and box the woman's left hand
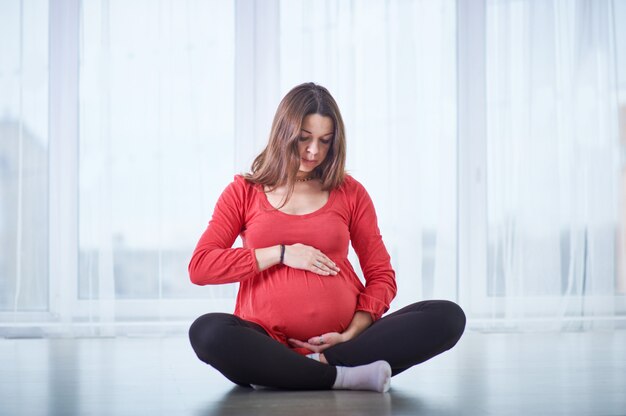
[288,332,347,353]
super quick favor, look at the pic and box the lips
[302,158,318,163]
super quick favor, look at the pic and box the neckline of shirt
[257,184,337,219]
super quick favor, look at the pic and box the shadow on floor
[195,386,435,416]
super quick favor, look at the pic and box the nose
[306,140,319,156]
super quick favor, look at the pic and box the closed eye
[299,136,332,145]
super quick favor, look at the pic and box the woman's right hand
[284,243,340,276]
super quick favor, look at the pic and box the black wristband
[279,244,285,264]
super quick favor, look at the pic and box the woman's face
[297,113,334,175]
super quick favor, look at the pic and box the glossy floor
[1,330,625,416]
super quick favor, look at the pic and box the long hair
[244,83,347,209]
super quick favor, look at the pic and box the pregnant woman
[188,82,466,393]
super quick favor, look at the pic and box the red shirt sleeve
[188,176,260,285]
[348,178,397,321]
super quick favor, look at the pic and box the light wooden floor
[1,330,625,415]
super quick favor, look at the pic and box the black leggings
[188,300,466,390]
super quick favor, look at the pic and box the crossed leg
[188,300,465,390]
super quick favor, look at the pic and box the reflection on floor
[0,330,625,415]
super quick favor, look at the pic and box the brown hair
[244,82,347,209]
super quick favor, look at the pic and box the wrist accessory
[280,244,285,264]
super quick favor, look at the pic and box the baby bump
[257,271,360,341]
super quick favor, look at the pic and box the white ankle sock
[332,360,391,393]
[306,353,321,362]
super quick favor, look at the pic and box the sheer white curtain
[479,0,625,328]
[278,0,458,310]
[0,0,49,317]
[76,0,237,328]
[3,0,626,335]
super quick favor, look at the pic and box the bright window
[0,0,49,312]
[78,0,235,300]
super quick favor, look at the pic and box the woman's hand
[284,243,340,276]
[289,312,373,353]
[288,332,347,353]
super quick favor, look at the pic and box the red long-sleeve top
[189,174,397,354]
